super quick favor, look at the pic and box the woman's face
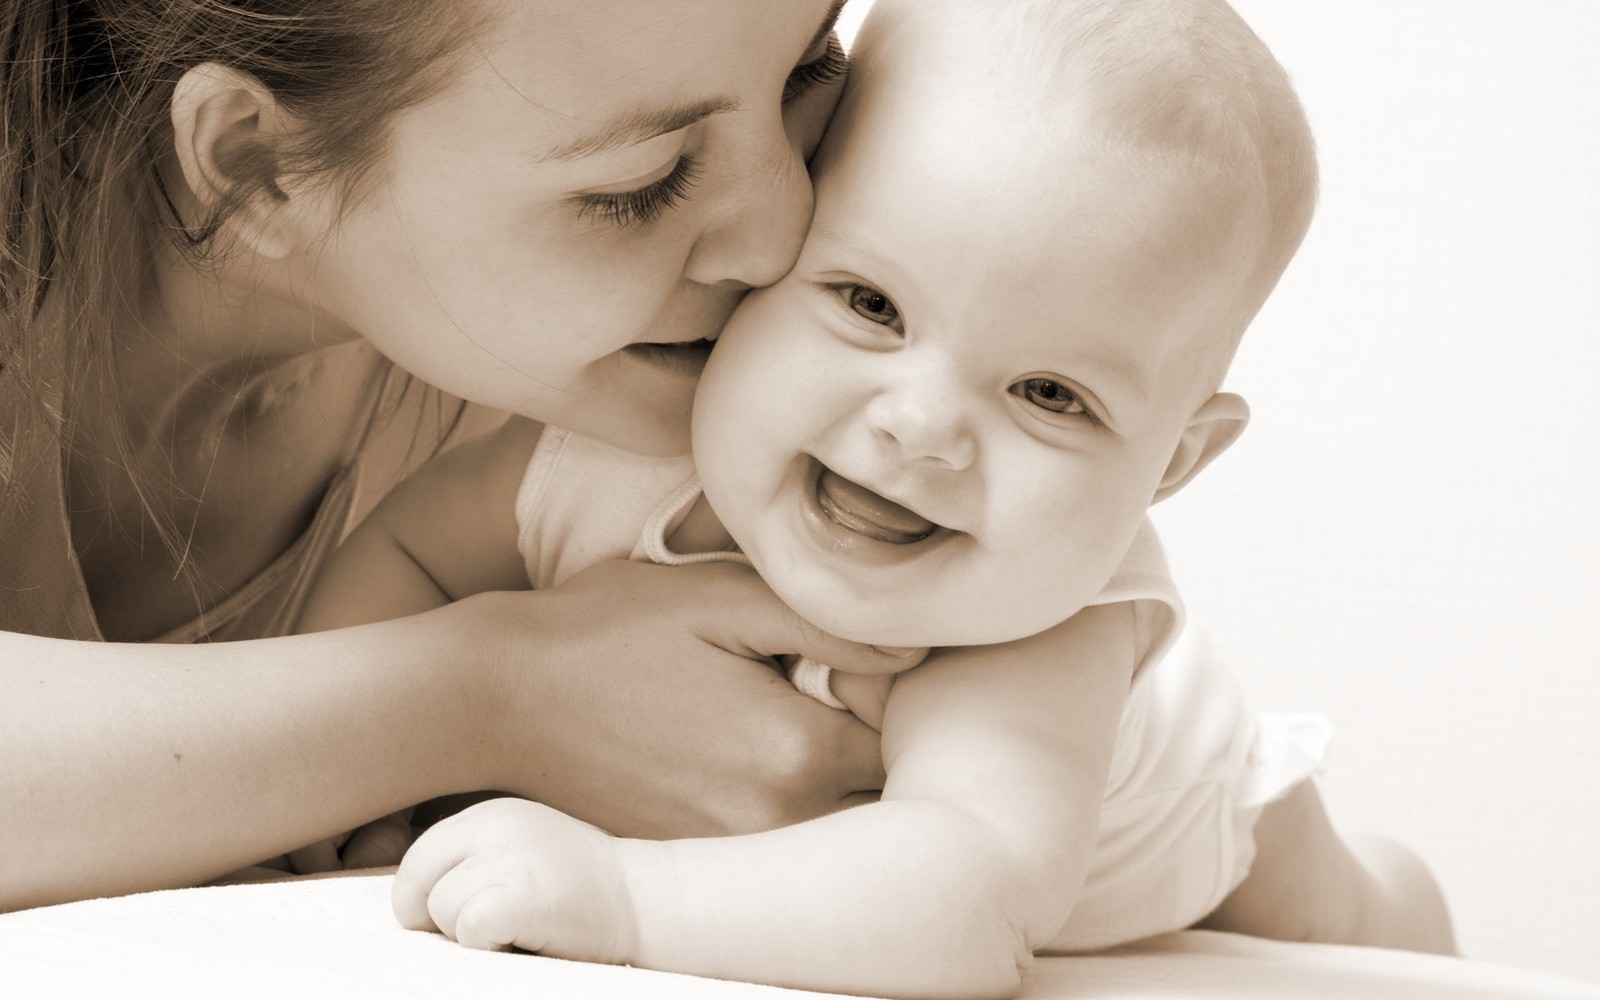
[305,0,851,455]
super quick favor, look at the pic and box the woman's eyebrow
[535,1,845,165]
[809,1,849,54]
[538,98,741,162]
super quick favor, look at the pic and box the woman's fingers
[285,836,344,875]
[698,562,928,676]
[830,671,895,732]
[341,810,415,870]
[468,560,894,839]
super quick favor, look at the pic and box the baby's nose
[863,379,976,471]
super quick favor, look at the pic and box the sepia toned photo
[4,1,1596,996]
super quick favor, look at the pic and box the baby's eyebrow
[807,222,892,268]
[537,98,741,163]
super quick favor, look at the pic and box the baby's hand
[391,798,637,963]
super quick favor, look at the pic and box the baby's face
[692,1,1255,646]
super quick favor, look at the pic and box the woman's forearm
[5,558,914,912]
[1,612,487,910]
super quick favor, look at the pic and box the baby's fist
[392,797,636,963]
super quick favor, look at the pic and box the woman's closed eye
[574,154,702,230]
[784,33,849,103]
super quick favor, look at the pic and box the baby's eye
[1011,377,1089,417]
[843,283,899,326]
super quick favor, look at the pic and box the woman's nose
[683,126,813,290]
[864,373,977,471]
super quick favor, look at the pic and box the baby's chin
[774,588,993,650]
[773,580,1085,651]
[769,585,923,648]
[739,531,1079,648]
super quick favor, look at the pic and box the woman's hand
[285,809,416,874]
[457,559,924,838]
[0,557,910,909]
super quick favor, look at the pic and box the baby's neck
[664,492,739,556]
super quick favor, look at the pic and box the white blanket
[5,874,1597,999]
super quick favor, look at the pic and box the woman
[0,0,913,909]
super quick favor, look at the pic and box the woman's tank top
[0,334,482,643]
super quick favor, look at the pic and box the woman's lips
[815,468,935,543]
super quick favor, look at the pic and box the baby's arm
[394,600,1138,1000]
[296,416,542,632]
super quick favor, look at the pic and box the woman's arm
[0,610,493,910]
[2,566,914,911]
[394,601,1137,1000]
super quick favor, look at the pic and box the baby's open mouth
[815,467,936,544]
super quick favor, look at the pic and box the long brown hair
[2,0,483,380]
[0,0,483,593]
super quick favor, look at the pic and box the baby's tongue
[816,469,934,543]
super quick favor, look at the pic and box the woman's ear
[169,62,311,260]
[1152,391,1250,504]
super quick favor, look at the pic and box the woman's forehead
[463,0,841,129]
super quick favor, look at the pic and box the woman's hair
[0,0,484,589]
[2,0,483,381]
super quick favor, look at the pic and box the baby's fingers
[392,823,469,931]
[450,882,534,952]
[412,860,554,954]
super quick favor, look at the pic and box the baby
[297,0,1453,995]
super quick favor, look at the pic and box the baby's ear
[168,62,319,260]
[1152,392,1249,504]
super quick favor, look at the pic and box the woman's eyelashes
[783,34,849,103]
[570,30,846,231]
[575,154,703,229]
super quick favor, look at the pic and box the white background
[841,0,1600,984]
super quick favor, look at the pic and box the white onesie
[515,426,1331,951]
